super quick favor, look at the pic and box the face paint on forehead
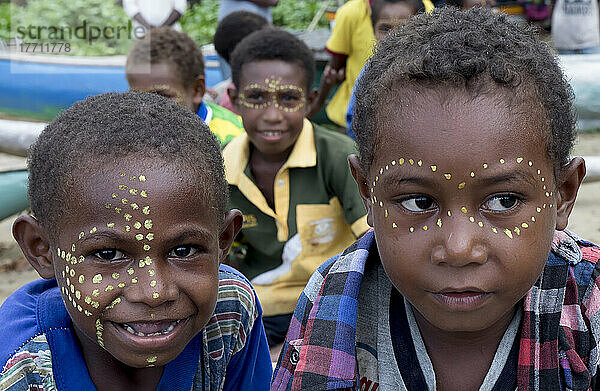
[57,173,159,365]
[370,156,553,238]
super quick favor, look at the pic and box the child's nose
[262,102,284,122]
[123,261,179,306]
[430,218,488,267]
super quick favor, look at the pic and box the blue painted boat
[0,51,224,121]
[0,170,28,221]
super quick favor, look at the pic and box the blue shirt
[0,265,272,391]
[345,67,365,140]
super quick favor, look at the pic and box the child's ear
[227,85,239,110]
[555,157,586,230]
[191,74,206,106]
[306,88,318,107]
[12,215,55,279]
[348,154,374,228]
[218,209,244,263]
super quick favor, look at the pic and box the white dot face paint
[53,162,221,372]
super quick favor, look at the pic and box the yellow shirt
[325,0,434,128]
[325,0,375,127]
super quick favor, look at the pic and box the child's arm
[161,0,187,27]
[307,62,346,119]
[122,0,151,29]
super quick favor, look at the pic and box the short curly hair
[214,11,269,64]
[230,28,315,90]
[354,8,576,174]
[126,27,204,86]
[28,91,228,237]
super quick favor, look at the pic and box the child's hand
[321,65,345,88]
[204,88,218,100]
[307,65,346,118]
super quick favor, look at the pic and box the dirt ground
[1,133,599,304]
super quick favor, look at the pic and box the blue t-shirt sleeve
[346,66,365,140]
[222,293,272,391]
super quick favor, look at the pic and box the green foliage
[2,0,330,55]
[7,0,133,55]
[181,0,329,46]
[0,3,11,41]
[272,0,329,31]
[180,0,219,47]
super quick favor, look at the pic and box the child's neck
[413,306,517,391]
[74,326,165,391]
[249,145,294,210]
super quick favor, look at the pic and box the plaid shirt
[271,229,600,391]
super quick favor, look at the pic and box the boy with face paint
[224,29,369,351]
[0,92,272,391]
[273,8,600,391]
[126,28,244,147]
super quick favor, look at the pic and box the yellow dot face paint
[53,170,170,357]
[369,156,549,239]
[238,76,307,112]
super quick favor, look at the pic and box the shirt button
[277,179,285,187]
[290,349,300,365]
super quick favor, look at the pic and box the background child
[217,0,280,80]
[211,10,270,114]
[345,0,421,138]
[224,28,369,353]
[273,8,599,391]
[310,0,433,127]
[122,0,187,35]
[0,92,272,390]
[126,28,244,146]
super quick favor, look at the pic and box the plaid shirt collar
[273,230,600,391]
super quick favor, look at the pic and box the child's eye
[378,24,392,33]
[94,249,125,261]
[281,94,298,102]
[400,196,436,212]
[246,91,267,102]
[169,245,198,258]
[483,195,520,211]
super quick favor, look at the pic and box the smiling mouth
[261,130,284,137]
[117,319,183,337]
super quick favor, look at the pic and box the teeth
[263,131,282,137]
[120,320,180,337]
[124,324,136,335]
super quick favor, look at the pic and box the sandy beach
[1,133,599,303]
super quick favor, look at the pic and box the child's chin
[112,349,181,369]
